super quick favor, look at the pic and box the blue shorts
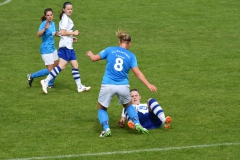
[138,112,162,130]
[58,47,77,61]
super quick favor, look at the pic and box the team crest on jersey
[137,104,149,114]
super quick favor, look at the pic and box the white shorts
[41,50,58,65]
[98,84,131,108]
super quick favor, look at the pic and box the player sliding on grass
[117,89,172,130]
[86,28,157,137]
[40,2,90,94]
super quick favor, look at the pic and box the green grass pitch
[0,0,239,159]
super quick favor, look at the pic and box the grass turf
[0,0,239,159]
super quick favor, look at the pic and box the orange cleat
[127,121,135,129]
[164,116,172,129]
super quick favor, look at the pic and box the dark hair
[41,8,53,22]
[116,28,131,43]
[63,2,72,8]
[130,88,139,93]
[59,2,72,19]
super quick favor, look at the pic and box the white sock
[150,101,166,123]
[72,68,82,88]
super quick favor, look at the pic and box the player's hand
[73,30,79,36]
[73,37,77,42]
[148,84,157,92]
[86,51,93,57]
[117,120,124,128]
[45,21,50,30]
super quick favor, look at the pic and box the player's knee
[147,98,153,102]
[98,102,108,110]
[147,98,156,104]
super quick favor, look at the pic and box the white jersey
[59,13,74,49]
[121,103,149,117]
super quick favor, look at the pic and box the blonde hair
[116,28,131,43]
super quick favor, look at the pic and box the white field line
[6,142,240,160]
[0,0,11,6]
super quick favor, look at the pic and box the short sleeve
[59,14,68,30]
[131,54,138,68]
[99,47,110,59]
[38,21,45,31]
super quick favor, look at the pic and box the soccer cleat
[127,121,134,129]
[40,80,48,94]
[27,74,34,87]
[78,85,91,93]
[127,121,149,134]
[164,116,172,129]
[99,129,111,137]
[48,85,55,88]
[135,124,149,134]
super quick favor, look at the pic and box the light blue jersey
[38,20,57,54]
[99,46,138,85]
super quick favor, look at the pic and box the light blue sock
[98,109,109,131]
[48,78,55,86]
[125,105,140,125]
[31,69,49,79]
[31,68,56,86]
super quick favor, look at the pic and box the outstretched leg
[124,103,149,134]
[27,69,49,87]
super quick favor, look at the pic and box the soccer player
[40,2,90,94]
[27,8,59,88]
[86,28,157,137]
[117,89,172,130]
